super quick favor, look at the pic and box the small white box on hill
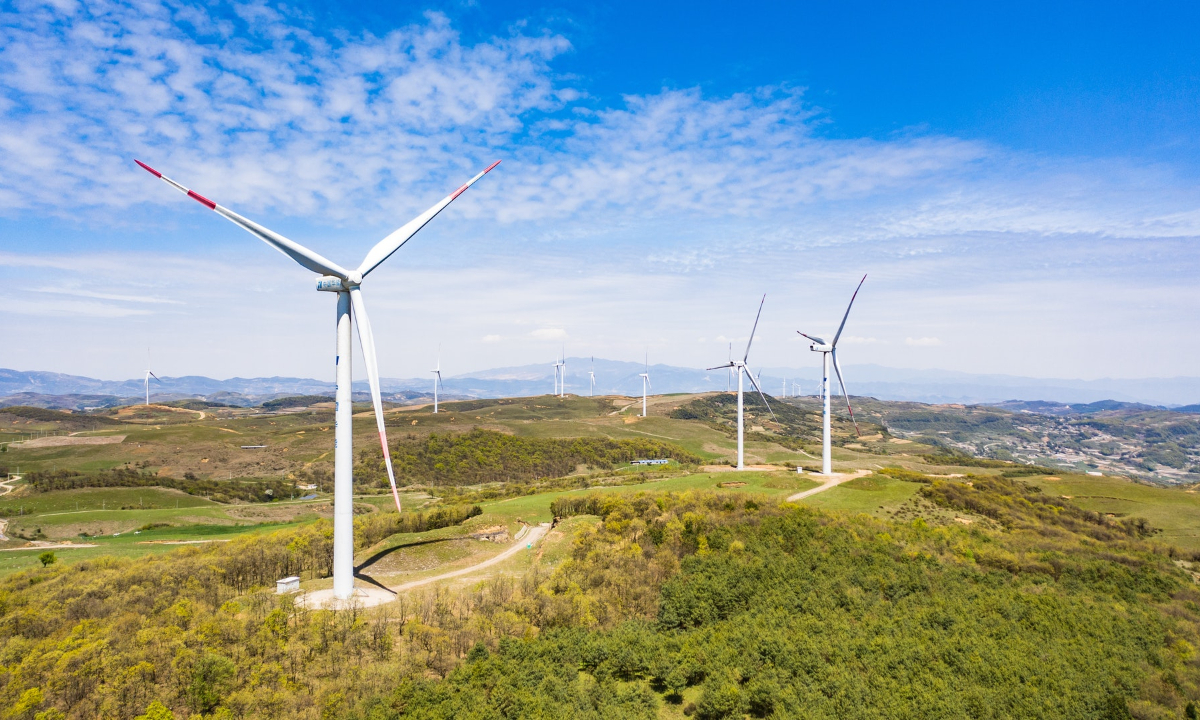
[276,576,300,594]
[1086,471,1103,476]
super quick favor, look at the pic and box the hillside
[835,398,1200,484]
[3,392,1200,716]
[3,481,1200,718]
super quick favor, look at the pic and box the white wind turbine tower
[431,348,443,414]
[588,356,596,397]
[144,349,161,406]
[638,352,651,417]
[708,295,776,469]
[798,275,866,475]
[559,347,567,398]
[137,157,500,601]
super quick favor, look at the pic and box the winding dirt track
[384,523,550,593]
[786,470,870,501]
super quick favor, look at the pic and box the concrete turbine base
[299,586,396,610]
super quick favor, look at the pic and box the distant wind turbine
[589,356,596,397]
[552,347,566,397]
[144,349,161,406]
[639,352,651,417]
[136,156,500,601]
[431,348,443,413]
[708,295,776,469]
[798,275,866,475]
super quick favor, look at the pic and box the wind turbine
[639,352,650,417]
[559,347,566,398]
[431,349,443,413]
[136,157,500,601]
[708,295,776,469]
[144,349,161,406]
[798,274,865,475]
[588,356,596,397]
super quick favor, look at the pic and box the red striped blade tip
[134,159,161,177]
[186,190,216,210]
[484,159,501,173]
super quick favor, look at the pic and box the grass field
[1020,473,1200,552]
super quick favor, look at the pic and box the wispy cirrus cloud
[0,0,986,229]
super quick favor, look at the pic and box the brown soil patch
[717,481,748,488]
[225,503,331,521]
[18,435,124,448]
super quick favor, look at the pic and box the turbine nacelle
[809,343,832,353]
[317,276,347,292]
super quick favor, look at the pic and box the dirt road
[386,523,550,593]
[787,470,870,501]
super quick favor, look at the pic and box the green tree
[7,687,44,719]
[37,552,55,568]
[186,653,236,714]
[134,702,175,720]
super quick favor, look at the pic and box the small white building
[276,576,300,594]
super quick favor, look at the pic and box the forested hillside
[354,429,702,488]
[3,480,1198,718]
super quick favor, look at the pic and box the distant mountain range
[3,362,1200,409]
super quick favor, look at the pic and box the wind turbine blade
[743,294,766,362]
[348,287,404,514]
[148,371,161,383]
[831,349,861,436]
[797,331,827,344]
[706,362,736,371]
[745,368,777,422]
[134,160,350,279]
[357,161,501,278]
[831,274,867,348]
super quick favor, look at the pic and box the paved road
[385,523,550,593]
[787,470,870,501]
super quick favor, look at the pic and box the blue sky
[1,0,1198,384]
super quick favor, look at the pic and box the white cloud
[905,337,943,347]
[32,287,184,305]
[531,328,567,340]
[0,2,571,219]
[481,334,502,343]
